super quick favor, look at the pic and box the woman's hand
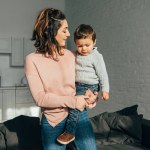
[75,95,88,111]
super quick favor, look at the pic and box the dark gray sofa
[0,105,150,150]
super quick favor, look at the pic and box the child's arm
[94,52,109,93]
[87,91,109,109]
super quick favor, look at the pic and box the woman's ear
[94,39,96,46]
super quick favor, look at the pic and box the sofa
[90,105,150,150]
[0,105,150,150]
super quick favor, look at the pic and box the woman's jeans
[66,82,100,134]
[41,110,98,150]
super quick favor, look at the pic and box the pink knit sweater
[25,49,76,127]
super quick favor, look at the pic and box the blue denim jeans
[66,82,100,134]
[41,114,67,150]
[41,110,98,150]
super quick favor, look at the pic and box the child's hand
[85,89,98,104]
[87,102,97,109]
[101,91,109,100]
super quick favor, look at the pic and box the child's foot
[57,131,75,145]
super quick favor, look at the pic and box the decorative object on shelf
[0,76,1,87]
[0,36,11,53]
[10,37,24,66]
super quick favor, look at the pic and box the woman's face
[55,19,70,47]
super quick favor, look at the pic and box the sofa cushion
[0,115,43,150]
[0,130,6,150]
[105,113,143,145]
[142,119,150,148]
[115,104,138,116]
[100,144,150,150]
[90,105,143,147]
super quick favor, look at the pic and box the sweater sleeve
[24,55,76,109]
[93,53,110,92]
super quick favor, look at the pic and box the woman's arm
[26,74,77,109]
[25,55,77,109]
[25,54,88,110]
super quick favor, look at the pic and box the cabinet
[10,37,35,67]
[0,90,2,121]
[15,88,40,117]
[2,89,15,120]
[23,37,35,57]
[0,89,16,121]
[0,36,11,53]
[10,37,24,66]
[0,36,35,67]
[0,87,40,122]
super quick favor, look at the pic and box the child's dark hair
[74,24,96,42]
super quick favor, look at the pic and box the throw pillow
[116,104,138,116]
[105,114,143,145]
[3,115,43,150]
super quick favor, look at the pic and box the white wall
[66,0,150,119]
[0,0,65,86]
[1,0,150,121]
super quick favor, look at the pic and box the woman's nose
[67,30,70,37]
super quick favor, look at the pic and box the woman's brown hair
[32,8,66,60]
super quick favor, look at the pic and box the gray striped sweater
[75,47,109,92]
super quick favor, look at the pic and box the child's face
[75,37,96,56]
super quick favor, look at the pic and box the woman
[25,8,98,150]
